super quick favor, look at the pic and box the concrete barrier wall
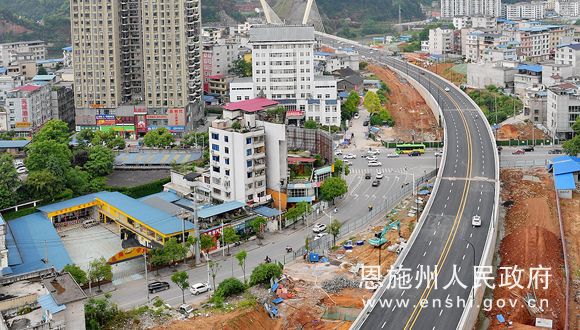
[0,294,37,312]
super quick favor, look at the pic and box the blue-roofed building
[0,139,30,154]
[549,156,580,199]
[514,64,543,99]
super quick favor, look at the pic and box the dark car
[363,121,369,127]
[522,146,535,152]
[548,149,563,154]
[408,151,421,157]
[372,180,380,187]
[148,281,170,294]
[365,173,372,179]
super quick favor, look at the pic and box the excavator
[369,220,400,247]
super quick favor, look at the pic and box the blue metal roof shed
[551,156,580,175]
[5,213,72,275]
[197,201,246,219]
[554,173,576,190]
[138,191,181,203]
[253,206,282,218]
[38,294,66,314]
[0,140,30,149]
[38,193,101,214]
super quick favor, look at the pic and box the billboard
[168,108,186,126]
[146,114,168,120]
[133,106,147,115]
[21,99,29,123]
[135,114,147,133]
[96,114,116,126]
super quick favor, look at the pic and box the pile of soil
[157,307,283,330]
[497,123,549,141]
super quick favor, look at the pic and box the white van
[82,219,98,228]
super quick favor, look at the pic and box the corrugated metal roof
[7,213,72,275]
[253,206,282,218]
[0,140,30,148]
[554,173,576,190]
[38,193,101,214]
[552,155,580,175]
[250,25,315,43]
[138,191,181,203]
[223,98,279,112]
[197,201,245,219]
[38,294,66,314]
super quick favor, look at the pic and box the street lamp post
[144,251,150,303]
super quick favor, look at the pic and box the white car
[368,161,382,167]
[376,172,384,179]
[314,232,327,241]
[312,223,327,233]
[366,155,378,161]
[354,114,360,119]
[14,161,24,168]
[472,215,481,227]
[444,87,450,92]
[434,151,443,157]
[334,150,343,156]
[386,153,400,158]
[367,149,380,155]
[343,153,356,159]
[189,282,211,295]
[343,160,352,166]
[16,167,27,174]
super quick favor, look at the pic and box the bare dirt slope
[560,193,580,329]
[497,123,549,141]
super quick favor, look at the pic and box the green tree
[359,61,368,70]
[88,257,112,291]
[208,260,221,291]
[26,140,72,176]
[181,132,209,148]
[333,159,344,177]
[108,136,126,150]
[235,250,248,283]
[222,227,240,255]
[84,294,120,330]
[342,90,360,120]
[163,238,187,267]
[304,120,318,129]
[63,264,88,286]
[32,119,70,144]
[171,271,189,304]
[231,120,242,130]
[0,154,18,209]
[214,277,245,299]
[230,59,252,77]
[285,206,302,228]
[249,216,267,244]
[77,129,95,144]
[563,117,580,156]
[364,91,382,114]
[149,248,169,275]
[320,177,348,204]
[249,263,282,286]
[370,109,395,127]
[24,170,65,201]
[37,66,48,75]
[329,219,342,246]
[65,167,92,196]
[84,146,115,177]
[143,127,175,148]
[200,234,216,255]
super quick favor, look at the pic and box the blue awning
[197,201,246,219]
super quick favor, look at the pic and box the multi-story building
[514,64,543,99]
[516,24,573,61]
[202,40,240,82]
[51,83,76,130]
[208,98,287,205]
[542,62,574,86]
[453,16,471,29]
[547,80,580,139]
[465,31,510,62]
[503,2,546,20]
[428,28,455,55]
[314,51,360,74]
[441,0,501,18]
[206,75,229,98]
[472,16,498,29]
[5,84,52,136]
[0,41,46,67]
[229,25,341,126]
[467,61,519,90]
[556,44,580,68]
[0,75,24,106]
[524,87,548,124]
[70,0,203,135]
[555,0,580,17]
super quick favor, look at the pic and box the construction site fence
[283,169,438,263]
[500,159,549,168]
[381,141,443,149]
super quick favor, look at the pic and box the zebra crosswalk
[349,167,408,175]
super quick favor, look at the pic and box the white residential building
[465,31,510,62]
[0,41,46,67]
[453,17,472,29]
[5,84,52,137]
[472,16,498,29]
[556,44,580,68]
[0,75,24,106]
[516,24,574,61]
[230,25,341,126]
[313,51,359,74]
[555,0,580,17]
[547,80,580,139]
[208,98,287,205]
[504,2,546,20]
[202,40,241,81]
[524,87,548,124]
[441,0,501,18]
[428,28,455,55]
[542,63,575,86]
[229,77,254,101]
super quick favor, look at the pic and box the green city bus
[395,143,426,154]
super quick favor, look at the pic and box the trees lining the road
[200,234,216,256]
[88,257,113,291]
[208,260,221,291]
[563,117,580,156]
[329,219,342,246]
[0,154,19,209]
[249,216,267,244]
[143,127,175,148]
[222,227,240,255]
[171,271,190,304]
[320,177,348,205]
[235,250,248,284]
[63,264,88,286]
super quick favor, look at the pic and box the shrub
[214,277,246,299]
[249,263,283,286]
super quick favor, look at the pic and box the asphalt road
[317,34,498,329]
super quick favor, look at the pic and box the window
[225,158,230,165]
[247,172,253,178]
[212,166,220,173]
[224,136,229,142]
[212,155,220,162]
[224,147,229,154]
[211,132,219,140]
[247,160,253,167]
[212,144,219,151]
[246,149,252,156]
[225,169,230,175]
[246,137,252,144]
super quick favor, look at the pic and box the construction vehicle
[369,221,400,247]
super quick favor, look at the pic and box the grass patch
[1,207,38,220]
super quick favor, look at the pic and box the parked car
[334,150,343,156]
[312,223,327,233]
[14,161,24,168]
[343,153,356,159]
[16,167,28,174]
[376,172,384,179]
[366,155,378,161]
[343,160,352,166]
[472,215,481,227]
[512,149,525,155]
[368,161,382,167]
[522,146,535,152]
[190,282,211,295]
[354,113,360,119]
[365,173,372,179]
[179,304,196,315]
[314,232,327,241]
[148,281,170,294]
[372,180,380,187]
[367,149,380,155]
[386,153,400,158]
[408,151,421,157]
[363,121,369,126]
[82,219,98,228]
[434,151,443,157]
[548,149,563,154]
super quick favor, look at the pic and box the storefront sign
[21,99,28,123]
[108,246,149,264]
[96,114,116,126]
[135,114,147,133]
[15,122,31,128]
[146,114,168,120]
[168,108,186,126]
[133,106,147,115]
[115,116,135,124]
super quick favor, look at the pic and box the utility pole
[144,251,150,303]
[193,187,200,266]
